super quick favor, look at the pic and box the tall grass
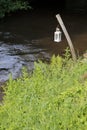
[0,54,87,130]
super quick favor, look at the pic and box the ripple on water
[0,42,51,83]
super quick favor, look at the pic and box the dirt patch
[0,92,4,101]
[0,83,6,102]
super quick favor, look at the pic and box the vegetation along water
[0,0,87,129]
[0,0,30,18]
[0,53,87,129]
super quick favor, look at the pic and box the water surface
[0,8,87,83]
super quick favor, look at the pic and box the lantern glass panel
[54,28,62,42]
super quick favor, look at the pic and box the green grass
[0,55,87,130]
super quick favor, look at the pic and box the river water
[0,8,87,84]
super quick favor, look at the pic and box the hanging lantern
[54,27,62,42]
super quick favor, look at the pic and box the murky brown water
[1,9,87,54]
[0,8,87,100]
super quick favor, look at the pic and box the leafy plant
[0,55,87,129]
[0,0,30,18]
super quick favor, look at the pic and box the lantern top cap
[56,27,60,31]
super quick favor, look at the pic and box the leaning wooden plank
[56,14,77,61]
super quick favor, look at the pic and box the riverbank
[0,55,87,129]
[0,8,87,101]
[0,82,5,101]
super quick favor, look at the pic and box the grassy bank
[0,54,87,130]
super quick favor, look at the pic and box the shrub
[0,55,87,130]
[0,0,30,18]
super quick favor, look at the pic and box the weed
[0,55,87,129]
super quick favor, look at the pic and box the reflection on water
[0,8,87,83]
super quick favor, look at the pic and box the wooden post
[56,14,77,61]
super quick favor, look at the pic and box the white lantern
[54,27,62,42]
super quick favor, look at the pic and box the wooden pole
[56,14,77,61]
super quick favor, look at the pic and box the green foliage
[0,55,87,129]
[0,0,30,18]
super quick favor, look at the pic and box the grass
[0,54,87,130]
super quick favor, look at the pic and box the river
[0,8,87,100]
